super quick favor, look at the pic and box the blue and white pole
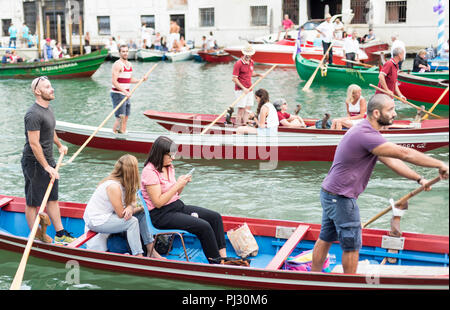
[433,0,446,56]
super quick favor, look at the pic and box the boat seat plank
[0,197,13,209]
[67,230,98,248]
[265,224,310,270]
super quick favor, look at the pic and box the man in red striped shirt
[111,44,147,133]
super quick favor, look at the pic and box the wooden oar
[302,42,334,92]
[362,176,442,229]
[200,64,277,135]
[10,152,65,290]
[342,59,375,68]
[421,86,449,120]
[66,63,158,164]
[369,84,442,119]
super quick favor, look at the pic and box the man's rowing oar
[65,63,158,165]
[362,176,442,228]
[10,152,65,290]
[200,64,277,135]
[369,84,442,119]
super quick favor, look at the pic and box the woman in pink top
[141,136,227,263]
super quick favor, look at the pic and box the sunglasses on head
[34,76,48,91]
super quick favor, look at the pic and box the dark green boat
[295,55,449,87]
[0,48,108,79]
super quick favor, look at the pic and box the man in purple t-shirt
[311,94,449,274]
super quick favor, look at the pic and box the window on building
[199,7,215,27]
[385,1,407,23]
[250,6,268,26]
[97,16,111,35]
[350,0,369,24]
[2,19,11,37]
[141,15,155,29]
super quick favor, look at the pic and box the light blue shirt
[8,26,17,38]
[22,25,29,39]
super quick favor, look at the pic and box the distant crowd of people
[105,20,221,54]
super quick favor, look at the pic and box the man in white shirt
[390,33,406,69]
[343,31,360,68]
[316,13,336,64]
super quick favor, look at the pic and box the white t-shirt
[83,179,125,227]
[343,37,359,54]
[316,21,335,43]
[391,39,406,58]
[262,102,279,129]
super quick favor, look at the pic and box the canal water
[0,58,448,290]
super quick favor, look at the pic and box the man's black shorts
[21,157,58,206]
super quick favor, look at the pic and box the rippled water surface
[0,58,448,290]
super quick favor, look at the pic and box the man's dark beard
[377,112,394,126]
[41,93,54,101]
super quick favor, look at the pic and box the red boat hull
[225,48,296,67]
[197,51,233,63]
[1,195,448,290]
[55,118,449,162]
[398,75,449,108]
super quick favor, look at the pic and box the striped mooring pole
[433,0,446,56]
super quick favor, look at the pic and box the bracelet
[416,177,422,184]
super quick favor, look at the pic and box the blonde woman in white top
[330,84,367,130]
[236,89,279,135]
[83,154,162,258]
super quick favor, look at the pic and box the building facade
[1,0,448,50]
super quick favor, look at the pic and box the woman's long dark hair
[144,136,178,171]
[255,88,270,116]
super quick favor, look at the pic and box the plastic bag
[227,223,259,258]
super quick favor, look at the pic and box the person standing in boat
[375,47,406,101]
[21,76,75,244]
[111,44,147,134]
[232,44,262,126]
[343,31,360,68]
[315,13,336,64]
[167,20,181,52]
[390,33,406,70]
[141,136,227,263]
[311,94,449,274]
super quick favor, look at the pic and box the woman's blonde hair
[346,84,362,103]
[101,154,140,206]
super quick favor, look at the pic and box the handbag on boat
[227,223,259,258]
[154,234,175,255]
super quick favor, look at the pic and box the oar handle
[200,64,277,135]
[362,176,442,228]
[66,63,158,164]
[10,152,65,290]
[369,84,442,119]
[342,59,374,68]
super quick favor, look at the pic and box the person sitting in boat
[330,84,367,130]
[52,42,64,59]
[363,28,376,43]
[201,35,207,51]
[141,136,227,263]
[2,50,13,63]
[236,88,279,135]
[273,98,306,128]
[412,49,431,72]
[83,154,163,258]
